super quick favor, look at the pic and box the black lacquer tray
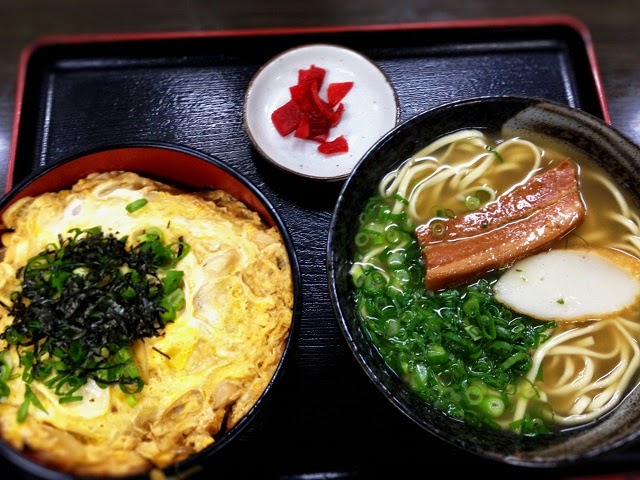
[6,14,637,480]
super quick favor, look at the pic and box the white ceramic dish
[243,43,400,181]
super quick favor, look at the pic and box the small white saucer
[243,43,400,181]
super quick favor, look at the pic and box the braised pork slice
[415,159,585,291]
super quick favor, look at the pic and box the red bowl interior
[2,145,275,227]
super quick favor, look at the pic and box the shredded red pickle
[270,64,353,155]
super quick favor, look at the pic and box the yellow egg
[0,171,293,477]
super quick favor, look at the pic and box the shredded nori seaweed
[0,226,190,419]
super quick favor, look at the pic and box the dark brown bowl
[0,143,302,479]
[327,95,640,468]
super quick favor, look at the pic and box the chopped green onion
[162,270,184,295]
[351,265,365,288]
[18,385,48,422]
[0,352,11,382]
[394,193,410,206]
[465,195,481,211]
[159,300,176,322]
[430,221,445,237]
[386,250,407,270]
[481,396,505,418]
[464,324,482,341]
[384,226,404,245]
[119,377,144,395]
[510,414,549,435]
[424,344,447,364]
[59,395,84,404]
[355,232,369,248]
[477,314,497,340]
[363,270,387,295]
[500,351,530,371]
[126,198,149,213]
[385,318,400,337]
[410,363,428,390]
[462,297,480,317]
[137,226,164,243]
[465,385,485,405]
[485,145,505,163]
[516,378,539,400]
[166,288,186,311]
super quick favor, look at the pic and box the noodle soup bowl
[327,96,640,468]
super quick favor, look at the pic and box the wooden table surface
[1,1,640,479]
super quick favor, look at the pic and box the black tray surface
[7,20,629,480]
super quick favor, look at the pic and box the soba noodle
[351,130,640,434]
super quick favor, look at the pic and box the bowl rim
[0,141,303,479]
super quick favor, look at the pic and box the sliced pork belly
[416,159,585,291]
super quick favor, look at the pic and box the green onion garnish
[0,226,190,421]
[485,145,505,163]
[126,198,149,213]
[465,195,481,211]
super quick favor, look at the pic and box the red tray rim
[6,13,609,193]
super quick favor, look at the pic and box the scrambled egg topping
[0,172,293,476]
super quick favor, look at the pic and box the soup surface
[0,171,293,476]
[350,130,640,434]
